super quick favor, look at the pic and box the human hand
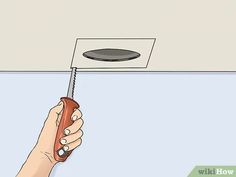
[35,101,84,165]
[17,101,84,177]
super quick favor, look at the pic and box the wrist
[31,146,57,167]
[17,146,56,177]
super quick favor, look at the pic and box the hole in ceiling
[83,48,141,62]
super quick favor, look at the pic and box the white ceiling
[0,0,235,71]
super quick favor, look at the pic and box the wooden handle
[54,97,80,162]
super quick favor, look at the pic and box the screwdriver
[54,67,80,162]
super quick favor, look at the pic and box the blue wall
[1,73,236,177]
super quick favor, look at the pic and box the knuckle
[79,110,83,117]
[76,138,82,146]
[76,110,83,118]
[49,106,58,114]
[80,129,84,136]
[49,107,55,114]
[80,118,84,126]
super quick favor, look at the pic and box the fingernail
[58,148,65,156]
[63,146,69,151]
[64,129,70,135]
[58,101,63,106]
[72,115,78,121]
[60,139,67,144]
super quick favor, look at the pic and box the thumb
[47,101,64,124]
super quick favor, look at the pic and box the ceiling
[0,0,235,72]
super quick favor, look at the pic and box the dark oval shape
[83,48,141,62]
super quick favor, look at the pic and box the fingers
[63,138,82,151]
[47,102,82,127]
[61,108,82,135]
[64,116,83,135]
[61,130,83,145]
[71,109,82,121]
[60,108,84,151]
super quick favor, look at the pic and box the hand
[36,101,84,165]
[17,101,84,177]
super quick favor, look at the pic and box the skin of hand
[17,101,84,177]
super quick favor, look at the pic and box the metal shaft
[67,67,77,99]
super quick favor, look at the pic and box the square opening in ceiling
[71,38,156,69]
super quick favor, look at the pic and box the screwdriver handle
[54,97,80,162]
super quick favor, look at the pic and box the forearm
[16,102,83,177]
[16,147,56,177]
